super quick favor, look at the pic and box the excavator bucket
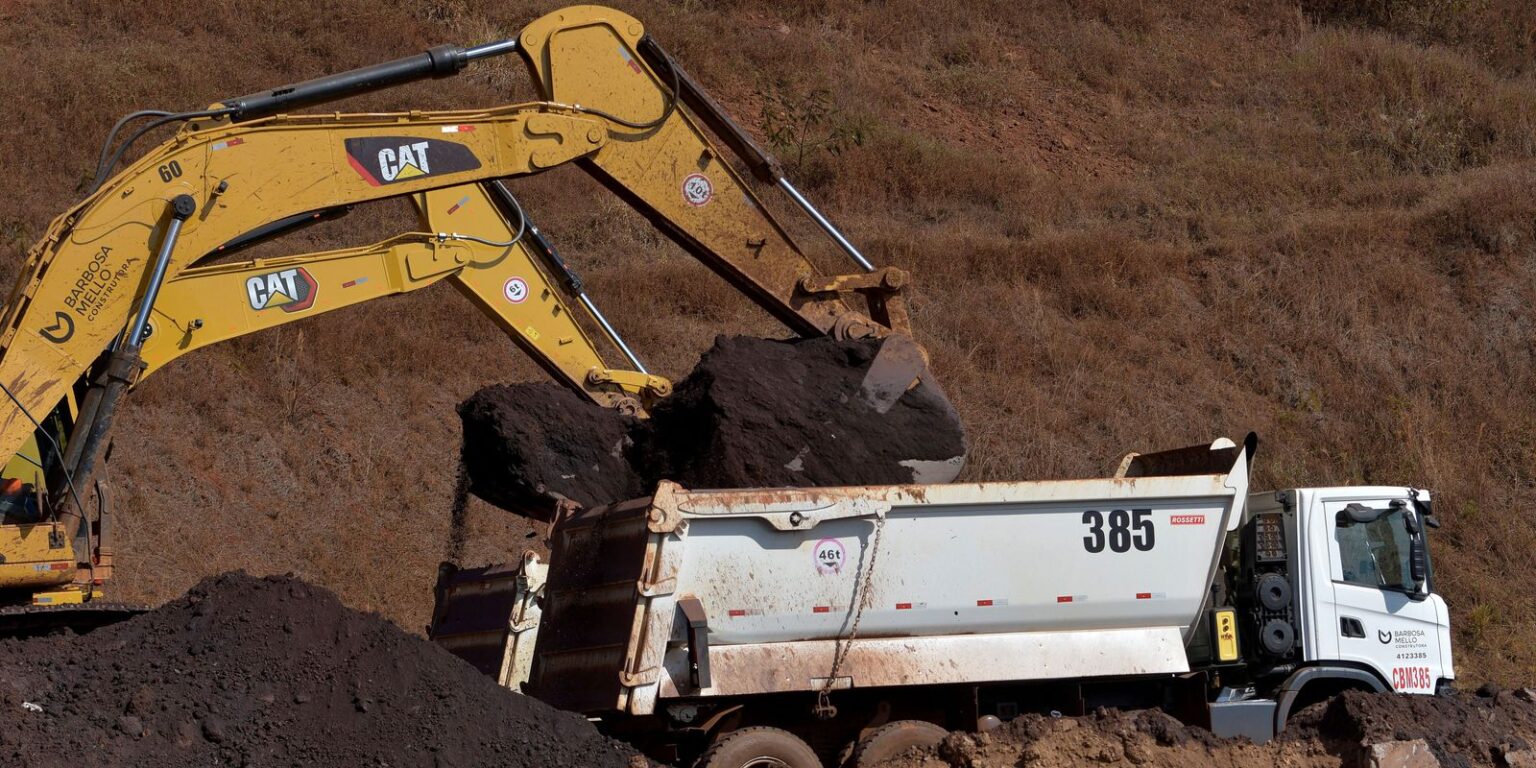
[862,334,928,415]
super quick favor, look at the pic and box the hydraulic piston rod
[126,196,196,347]
[223,39,519,122]
[634,35,876,274]
[776,178,875,273]
[53,195,195,531]
[496,185,652,376]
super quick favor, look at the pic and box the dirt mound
[871,692,1536,768]
[460,336,967,516]
[872,708,1334,768]
[0,572,645,768]
[1287,686,1536,766]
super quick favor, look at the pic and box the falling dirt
[869,691,1536,768]
[0,572,646,768]
[459,335,968,517]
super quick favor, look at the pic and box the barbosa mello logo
[247,267,318,313]
[343,137,482,186]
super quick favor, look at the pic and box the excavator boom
[0,5,946,613]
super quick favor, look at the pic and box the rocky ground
[868,689,1536,768]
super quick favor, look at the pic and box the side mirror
[1410,490,1439,529]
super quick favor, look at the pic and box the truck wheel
[698,726,821,768]
[852,720,949,766]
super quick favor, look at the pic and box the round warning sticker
[503,277,529,304]
[682,173,714,207]
[814,538,846,575]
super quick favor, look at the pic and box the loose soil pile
[870,689,1536,768]
[872,708,1335,768]
[0,572,645,768]
[1287,686,1536,767]
[460,336,967,517]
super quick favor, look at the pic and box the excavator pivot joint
[586,369,671,399]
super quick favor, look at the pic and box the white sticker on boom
[503,277,529,304]
[682,173,713,207]
[814,538,846,575]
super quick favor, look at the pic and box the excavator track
[0,602,148,638]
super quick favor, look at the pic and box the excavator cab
[0,386,110,609]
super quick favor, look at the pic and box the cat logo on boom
[246,268,318,313]
[343,136,482,186]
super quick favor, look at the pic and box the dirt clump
[1286,687,1536,767]
[460,335,968,516]
[459,383,644,516]
[638,335,967,490]
[0,572,646,768]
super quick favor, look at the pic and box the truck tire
[698,726,821,768]
[852,720,949,766]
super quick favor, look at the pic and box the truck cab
[1211,487,1453,736]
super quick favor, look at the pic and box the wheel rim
[741,758,792,768]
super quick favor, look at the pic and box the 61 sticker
[503,277,529,304]
[814,538,846,575]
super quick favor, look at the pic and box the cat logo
[344,136,482,186]
[378,141,430,182]
[246,267,317,313]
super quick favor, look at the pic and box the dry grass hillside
[2,0,1534,685]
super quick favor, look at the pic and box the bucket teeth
[860,334,927,415]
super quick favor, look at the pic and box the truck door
[1319,497,1448,693]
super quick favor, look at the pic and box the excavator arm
[141,183,670,408]
[0,5,937,607]
[1,6,911,463]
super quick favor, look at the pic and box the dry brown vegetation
[2,0,1535,685]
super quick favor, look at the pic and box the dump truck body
[527,440,1251,716]
[432,436,1453,762]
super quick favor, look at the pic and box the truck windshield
[1334,505,1416,592]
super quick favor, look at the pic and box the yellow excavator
[0,5,941,629]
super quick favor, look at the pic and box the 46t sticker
[814,538,846,574]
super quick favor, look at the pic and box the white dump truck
[430,435,1453,767]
